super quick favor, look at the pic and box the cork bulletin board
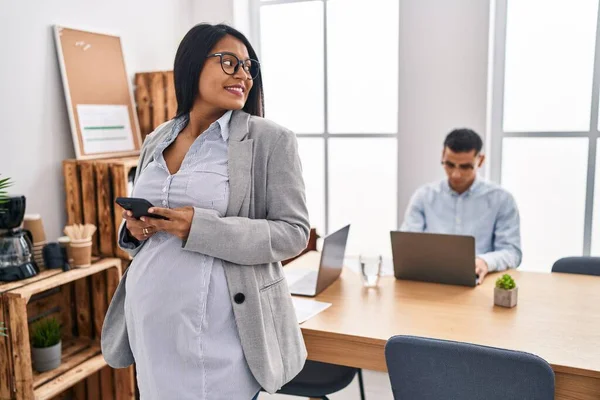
[54,26,142,160]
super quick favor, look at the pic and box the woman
[101,24,310,400]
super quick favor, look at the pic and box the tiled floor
[258,370,393,400]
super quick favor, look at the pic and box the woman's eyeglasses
[206,52,260,80]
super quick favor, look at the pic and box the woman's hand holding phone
[116,197,194,241]
[123,210,158,241]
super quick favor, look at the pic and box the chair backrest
[385,335,555,400]
[551,257,600,276]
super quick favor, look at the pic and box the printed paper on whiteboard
[77,104,135,154]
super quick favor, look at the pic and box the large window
[491,0,600,271]
[255,0,399,256]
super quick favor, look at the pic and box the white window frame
[250,0,400,236]
[489,0,600,256]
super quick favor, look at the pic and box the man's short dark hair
[444,128,483,154]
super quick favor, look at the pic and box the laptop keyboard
[289,270,319,295]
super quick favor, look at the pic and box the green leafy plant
[495,273,516,290]
[0,175,12,205]
[0,322,6,337]
[31,318,61,348]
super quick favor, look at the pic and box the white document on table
[292,297,332,324]
[77,104,135,154]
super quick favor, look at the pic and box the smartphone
[115,197,169,220]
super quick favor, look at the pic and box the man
[401,128,522,283]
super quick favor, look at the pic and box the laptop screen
[316,225,350,291]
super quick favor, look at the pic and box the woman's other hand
[142,206,195,241]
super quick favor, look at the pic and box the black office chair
[551,256,600,276]
[385,335,555,400]
[272,360,366,400]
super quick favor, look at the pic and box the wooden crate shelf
[134,71,176,140]
[32,339,103,400]
[0,259,135,400]
[63,158,138,261]
[35,354,105,400]
[4,261,118,301]
[32,338,94,388]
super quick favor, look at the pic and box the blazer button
[234,293,245,304]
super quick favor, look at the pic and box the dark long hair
[173,23,264,118]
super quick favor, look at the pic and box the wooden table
[289,254,600,399]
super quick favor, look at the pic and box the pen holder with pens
[63,224,96,268]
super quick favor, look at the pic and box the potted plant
[494,273,518,308]
[31,317,62,372]
[0,175,11,206]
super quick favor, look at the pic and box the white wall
[0,0,193,239]
[192,0,234,25]
[191,0,252,39]
[397,0,491,221]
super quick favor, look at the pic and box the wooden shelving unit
[32,339,103,400]
[0,258,135,400]
[63,158,138,260]
[134,71,176,140]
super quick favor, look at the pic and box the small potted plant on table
[494,273,518,308]
[31,317,62,372]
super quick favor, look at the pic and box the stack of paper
[292,297,332,324]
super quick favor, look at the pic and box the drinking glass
[359,254,382,288]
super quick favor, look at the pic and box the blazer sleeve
[116,145,151,258]
[182,131,310,265]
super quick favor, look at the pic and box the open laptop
[288,224,350,297]
[390,231,478,287]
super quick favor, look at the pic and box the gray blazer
[101,110,310,394]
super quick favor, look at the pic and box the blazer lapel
[227,140,253,217]
[226,110,253,217]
